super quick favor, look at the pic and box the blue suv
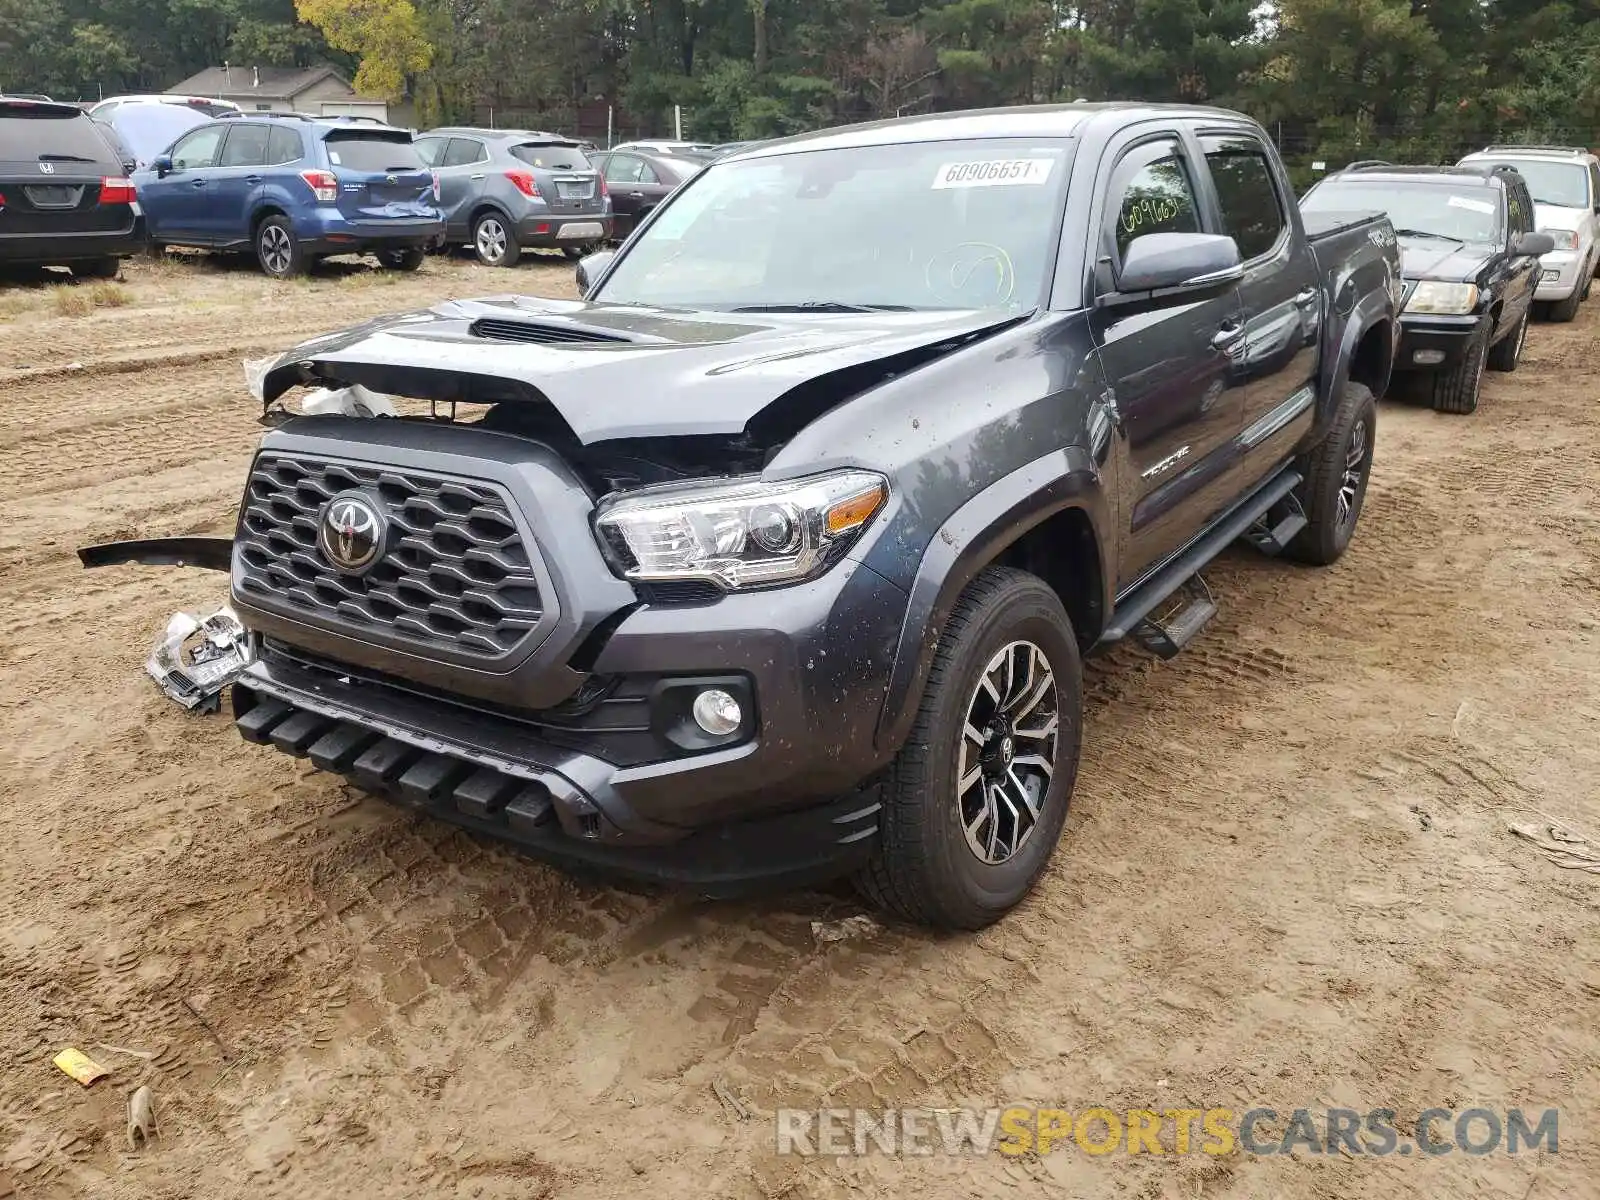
[135,115,444,277]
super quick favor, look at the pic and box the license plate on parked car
[556,180,594,201]
[557,222,605,240]
[23,185,82,208]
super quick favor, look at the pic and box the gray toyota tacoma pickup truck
[89,104,1400,929]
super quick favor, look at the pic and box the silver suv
[1458,144,1600,321]
[415,128,611,266]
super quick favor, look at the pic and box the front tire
[857,567,1082,930]
[1287,381,1376,565]
[1486,311,1527,372]
[255,216,305,279]
[472,212,520,267]
[1430,331,1486,414]
[1547,282,1582,322]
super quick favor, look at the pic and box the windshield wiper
[731,301,916,313]
[1393,228,1464,244]
[37,153,95,163]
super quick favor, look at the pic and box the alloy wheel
[476,218,508,263]
[957,640,1060,865]
[259,225,292,275]
[1336,415,1370,530]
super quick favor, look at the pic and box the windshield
[1303,180,1500,244]
[594,138,1074,311]
[1472,159,1589,208]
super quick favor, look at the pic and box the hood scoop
[469,317,635,346]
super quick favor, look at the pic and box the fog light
[691,688,742,736]
[1541,269,1560,282]
[1413,349,1446,365]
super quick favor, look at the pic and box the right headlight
[1404,281,1479,315]
[594,469,889,591]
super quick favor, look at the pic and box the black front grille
[469,317,630,345]
[236,453,544,659]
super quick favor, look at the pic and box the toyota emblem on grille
[38,162,55,175]
[318,492,386,574]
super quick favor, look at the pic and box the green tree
[296,0,433,97]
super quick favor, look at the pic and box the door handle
[191,179,207,188]
[469,173,485,180]
[628,191,645,198]
[1212,320,1245,349]
[244,175,261,185]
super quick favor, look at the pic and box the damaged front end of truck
[79,291,1023,890]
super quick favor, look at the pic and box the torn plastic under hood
[258,297,1026,444]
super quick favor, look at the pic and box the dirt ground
[0,252,1596,1200]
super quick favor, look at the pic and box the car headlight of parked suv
[595,470,888,590]
[1404,281,1479,315]
[1538,228,1579,250]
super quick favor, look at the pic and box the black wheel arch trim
[872,446,1110,755]
[1316,293,1395,437]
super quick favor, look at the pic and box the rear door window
[169,125,226,170]
[324,132,425,171]
[219,123,272,168]
[0,106,118,165]
[441,138,485,167]
[1201,135,1286,260]
[413,136,445,166]
[510,142,589,170]
[603,154,645,185]
[267,126,303,165]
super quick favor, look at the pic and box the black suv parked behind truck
[1302,163,1552,414]
[93,105,1401,929]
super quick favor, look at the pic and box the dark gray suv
[414,127,611,266]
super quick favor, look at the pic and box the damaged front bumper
[146,606,254,712]
[80,536,251,711]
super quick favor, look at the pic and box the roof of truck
[724,102,1257,161]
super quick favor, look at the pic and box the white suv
[1459,144,1600,321]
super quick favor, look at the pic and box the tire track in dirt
[5,268,1600,1200]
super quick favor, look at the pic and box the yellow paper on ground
[52,1048,108,1086]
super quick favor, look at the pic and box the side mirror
[153,154,173,178]
[575,249,616,299]
[1114,232,1243,295]
[1513,231,1555,257]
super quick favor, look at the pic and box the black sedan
[586,149,703,240]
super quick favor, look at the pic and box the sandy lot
[0,253,1597,1200]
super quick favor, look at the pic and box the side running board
[1099,466,1302,653]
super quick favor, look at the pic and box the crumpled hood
[1399,239,1491,282]
[260,296,1023,443]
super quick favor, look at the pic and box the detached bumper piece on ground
[145,607,253,712]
